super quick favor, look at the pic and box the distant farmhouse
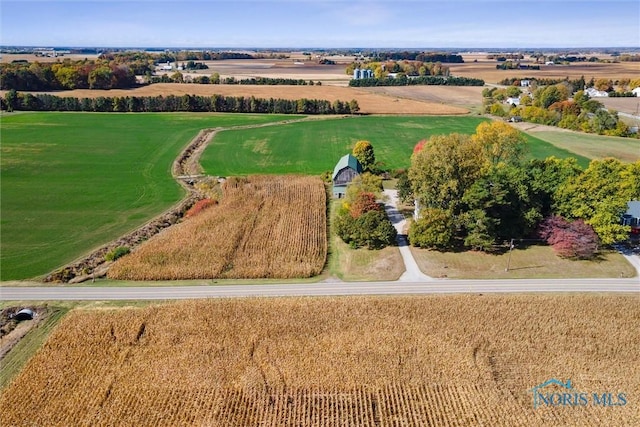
[505,96,521,106]
[584,87,609,98]
[332,154,362,198]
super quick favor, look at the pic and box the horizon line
[2,45,639,51]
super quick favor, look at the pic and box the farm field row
[0,112,619,281]
[1,295,638,425]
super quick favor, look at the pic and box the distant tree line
[498,76,587,87]
[1,90,359,114]
[349,75,484,87]
[184,61,209,70]
[222,77,320,85]
[0,59,139,91]
[347,59,450,78]
[369,52,464,63]
[488,54,524,60]
[147,73,323,86]
[496,62,540,70]
[154,51,255,62]
[607,91,637,97]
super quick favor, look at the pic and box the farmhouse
[632,87,640,97]
[622,201,640,234]
[332,154,362,198]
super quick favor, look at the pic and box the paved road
[1,278,638,301]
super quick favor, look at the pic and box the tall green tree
[4,89,17,112]
[462,164,541,245]
[409,133,484,214]
[555,158,640,244]
[534,84,568,109]
[396,170,413,204]
[409,207,455,249]
[472,121,526,166]
[88,66,114,89]
[352,140,375,172]
[528,156,583,217]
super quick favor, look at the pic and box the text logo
[529,378,627,409]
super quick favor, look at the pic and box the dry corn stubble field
[20,83,470,115]
[107,175,327,280]
[1,295,638,426]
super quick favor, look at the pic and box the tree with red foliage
[537,216,599,259]
[349,192,381,218]
[413,139,427,154]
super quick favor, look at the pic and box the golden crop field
[107,175,327,280]
[1,295,638,426]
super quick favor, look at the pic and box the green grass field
[1,113,596,281]
[0,112,295,280]
[200,115,591,174]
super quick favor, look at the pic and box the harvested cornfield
[1,295,638,426]
[107,175,327,280]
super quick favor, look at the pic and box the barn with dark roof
[332,154,363,198]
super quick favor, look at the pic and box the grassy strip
[411,245,637,279]
[328,236,404,281]
[0,305,70,390]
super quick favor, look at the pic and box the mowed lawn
[200,115,591,175]
[0,112,294,280]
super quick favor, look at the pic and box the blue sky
[1,0,638,48]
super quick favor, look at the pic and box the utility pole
[505,238,515,272]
